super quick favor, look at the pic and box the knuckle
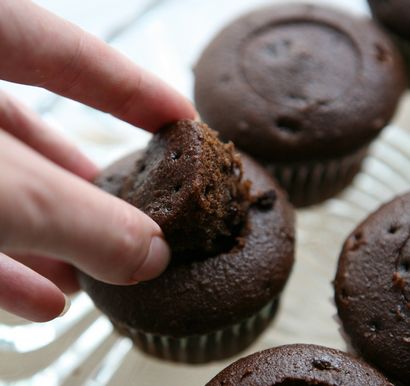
[20,181,54,243]
[0,167,53,250]
[110,207,148,266]
[37,33,87,94]
[111,72,144,118]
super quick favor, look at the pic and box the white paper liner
[112,297,278,364]
[264,146,369,207]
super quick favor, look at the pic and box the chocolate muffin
[206,344,392,385]
[334,193,410,384]
[368,0,410,78]
[194,4,406,207]
[79,120,295,363]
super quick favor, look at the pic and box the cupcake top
[334,193,410,384]
[80,120,294,337]
[368,0,410,40]
[206,344,392,385]
[194,4,406,162]
[106,120,249,258]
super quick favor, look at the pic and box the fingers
[0,90,98,181]
[0,0,196,132]
[0,130,171,284]
[10,254,80,294]
[0,253,68,322]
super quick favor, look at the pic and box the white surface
[1,1,409,385]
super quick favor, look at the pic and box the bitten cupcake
[334,193,410,385]
[79,120,295,363]
[194,4,406,207]
[368,0,410,79]
[206,344,392,385]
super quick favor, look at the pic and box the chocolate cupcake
[334,193,410,384]
[79,120,295,363]
[206,344,392,385]
[194,4,406,207]
[368,0,410,79]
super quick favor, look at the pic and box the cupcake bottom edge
[110,297,279,364]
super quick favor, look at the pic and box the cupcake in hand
[79,120,295,363]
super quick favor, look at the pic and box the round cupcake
[368,0,410,79]
[79,120,295,363]
[334,193,410,385]
[206,344,392,385]
[194,4,406,207]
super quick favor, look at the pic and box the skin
[0,0,196,322]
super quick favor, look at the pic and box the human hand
[0,0,196,322]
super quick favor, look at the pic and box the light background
[1,1,410,385]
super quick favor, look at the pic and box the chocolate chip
[277,117,302,134]
[170,149,182,160]
[388,224,400,234]
[312,358,339,371]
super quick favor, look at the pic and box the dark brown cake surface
[206,344,392,385]
[97,120,249,257]
[80,152,294,337]
[368,0,410,40]
[334,193,410,384]
[194,4,406,162]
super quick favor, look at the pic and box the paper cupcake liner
[111,297,278,364]
[262,146,368,207]
[390,33,410,84]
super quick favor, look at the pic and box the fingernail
[59,294,71,317]
[132,236,171,282]
[193,111,201,122]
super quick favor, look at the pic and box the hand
[0,0,196,322]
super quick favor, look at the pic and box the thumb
[0,130,170,285]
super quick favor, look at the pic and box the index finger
[0,0,196,132]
